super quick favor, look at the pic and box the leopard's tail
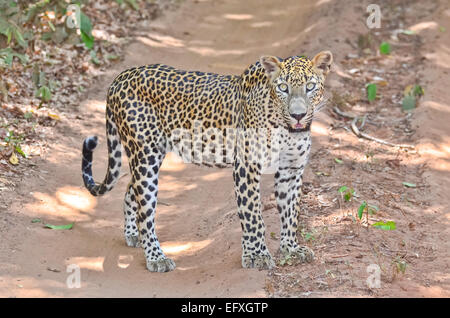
[81,108,122,196]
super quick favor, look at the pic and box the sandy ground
[0,0,449,297]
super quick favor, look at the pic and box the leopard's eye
[306,82,316,91]
[277,83,289,93]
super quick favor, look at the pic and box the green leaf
[125,0,139,10]
[13,28,27,49]
[372,221,396,230]
[6,26,13,44]
[79,11,94,49]
[413,85,424,97]
[402,94,416,111]
[401,30,415,35]
[15,145,27,158]
[367,83,377,102]
[79,12,93,38]
[0,48,29,66]
[379,42,391,55]
[338,186,348,193]
[31,218,41,223]
[80,30,94,49]
[39,71,47,87]
[304,232,315,241]
[15,52,29,65]
[344,191,353,202]
[106,54,119,61]
[396,260,407,273]
[402,182,416,188]
[45,223,74,230]
[37,85,52,102]
[358,201,367,219]
[3,53,13,65]
[334,158,343,164]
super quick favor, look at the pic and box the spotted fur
[81,51,333,272]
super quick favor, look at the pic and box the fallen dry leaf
[48,113,61,121]
[9,153,19,165]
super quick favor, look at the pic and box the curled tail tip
[82,135,98,194]
[84,136,99,152]
[81,134,120,197]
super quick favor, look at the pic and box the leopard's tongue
[295,123,304,129]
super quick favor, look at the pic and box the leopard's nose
[290,113,306,121]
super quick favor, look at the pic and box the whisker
[313,97,329,115]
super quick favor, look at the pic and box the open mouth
[288,121,308,133]
[288,112,308,132]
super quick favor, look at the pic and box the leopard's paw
[146,258,176,272]
[280,245,314,265]
[125,235,140,248]
[242,253,275,270]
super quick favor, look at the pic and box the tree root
[333,106,415,149]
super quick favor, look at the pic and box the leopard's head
[260,51,333,132]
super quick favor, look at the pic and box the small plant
[357,201,379,219]
[338,185,355,202]
[379,41,391,55]
[367,83,377,102]
[393,257,407,274]
[300,229,315,242]
[32,65,53,106]
[402,84,424,111]
[355,200,395,230]
[337,186,355,216]
[4,130,26,158]
[357,200,379,225]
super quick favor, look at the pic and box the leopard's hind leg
[128,146,175,272]
[124,181,140,247]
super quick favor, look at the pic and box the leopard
[81,51,333,272]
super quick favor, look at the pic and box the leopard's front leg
[274,134,314,265]
[275,168,314,264]
[233,161,275,270]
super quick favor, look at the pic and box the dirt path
[1,0,449,298]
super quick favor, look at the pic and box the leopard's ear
[260,56,281,81]
[311,51,333,76]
